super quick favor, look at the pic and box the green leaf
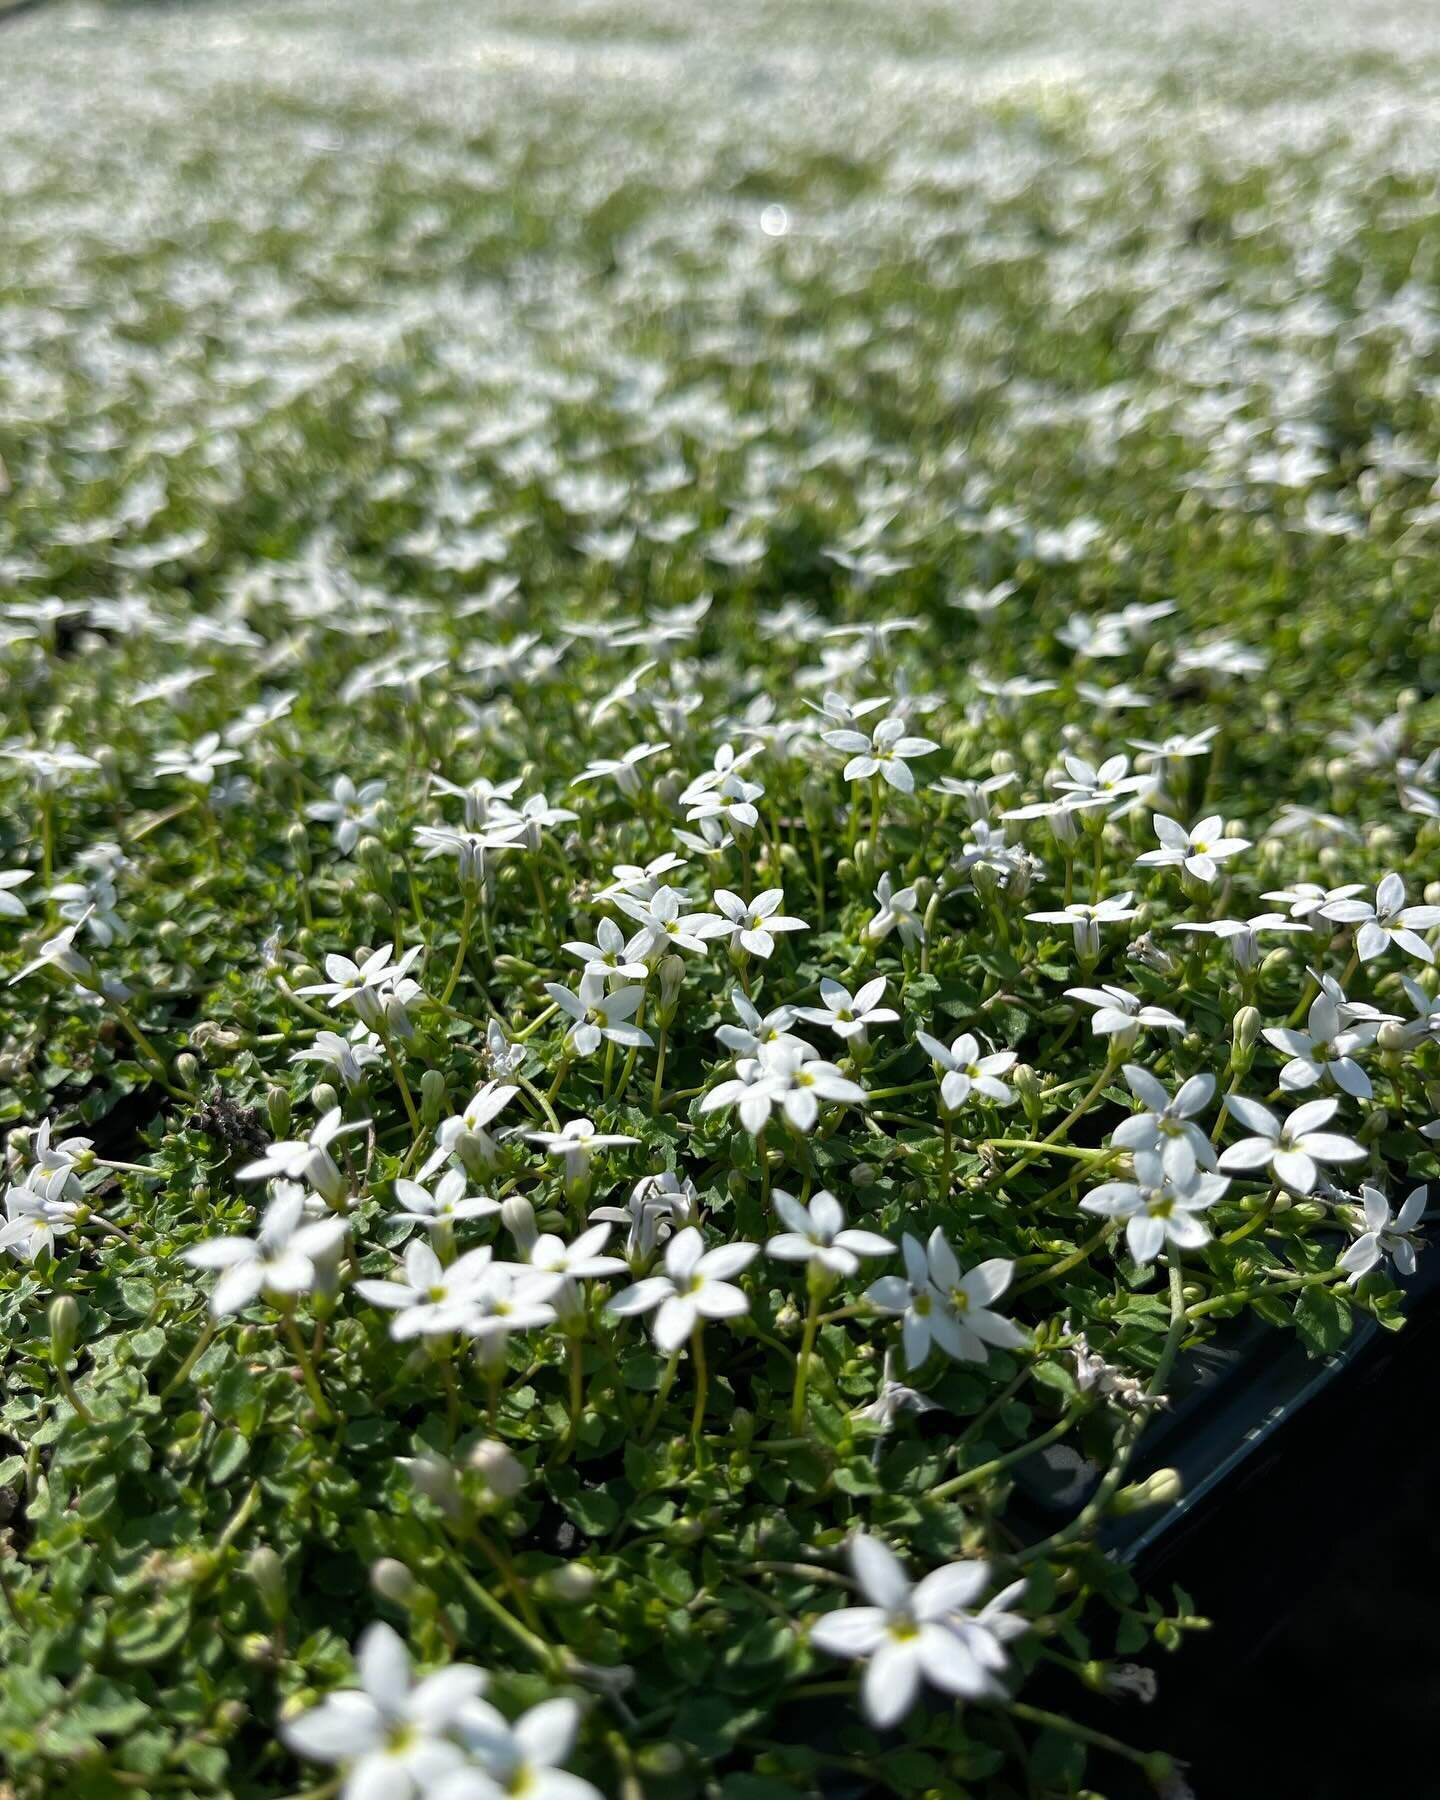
[57,1677,151,1741]
[1029,1726,1087,1786]
[207,1427,250,1484]
[1250,1291,1293,1327]
[77,1474,118,1524]
[833,1457,883,1497]
[559,1487,620,1536]
[674,1694,756,1758]
[110,1596,193,1667]
[1294,1285,1351,1358]
[1031,1357,1078,1397]
[128,1326,168,1367]
[721,1777,801,1800]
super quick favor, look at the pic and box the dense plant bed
[3,2,1440,1796]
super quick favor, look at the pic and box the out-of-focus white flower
[183,1187,346,1316]
[437,1696,602,1800]
[0,869,33,919]
[280,1622,486,1796]
[306,774,387,854]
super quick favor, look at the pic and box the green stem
[161,1320,216,1398]
[1024,1147,1120,1215]
[1012,1221,1115,1296]
[987,1138,1107,1163]
[529,860,557,946]
[995,1052,1120,1184]
[626,995,650,1092]
[1184,1266,1340,1322]
[440,1350,461,1447]
[282,1315,334,1424]
[109,1003,183,1095]
[690,1324,709,1444]
[82,1213,139,1248]
[816,1302,869,1327]
[377,1025,421,1134]
[469,1525,547,1636]
[864,1080,935,1102]
[1220,1181,1278,1245]
[651,1025,668,1115]
[277,979,335,1028]
[846,781,863,858]
[546,1053,572,1106]
[217,1479,262,1552]
[515,1002,559,1041]
[930,1406,1080,1502]
[39,792,54,886]
[442,1540,561,1674]
[642,1348,682,1442]
[1005,1700,1154,1771]
[560,1335,585,1460]
[440,889,475,1007]
[54,1360,96,1425]
[1020,1257,1184,1563]
[1211,1064,1244,1141]
[791,1282,823,1432]
[513,1071,560,1134]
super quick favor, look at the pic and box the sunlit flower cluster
[0,2,1436,1794]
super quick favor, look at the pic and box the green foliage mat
[1,1,1439,1794]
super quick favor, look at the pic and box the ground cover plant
[3,0,1440,1794]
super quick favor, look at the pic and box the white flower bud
[658,954,686,1020]
[399,1450,463,1519]
[501,1196,538,1255]
[535,1563,598,1605]
[1110,1466,1183,1515]
[371,1558,421,1607]
[467,1438,525,1500]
